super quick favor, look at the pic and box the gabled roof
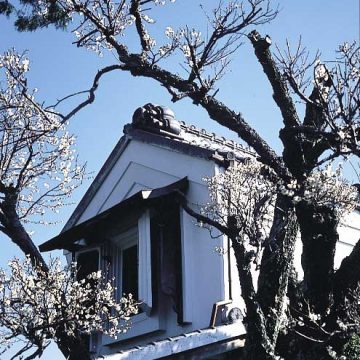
[122,121,254,163]
[61,104,254,232]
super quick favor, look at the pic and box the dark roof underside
[39,177,188,252]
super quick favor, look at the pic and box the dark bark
[333,239,360,306]
[0,187,48,270]
[258,194,295,311]
[199,97,290,181]
[55,330,91,360]
[301,88,331,168]
[296,202,338,313]
[257,194,298,344]
[227,217,276,360]
[231,244,275,360]
[248,31,300,128]
[3,222,47,268]
[248,30,307,180]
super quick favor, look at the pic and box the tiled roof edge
[179,121,255,157]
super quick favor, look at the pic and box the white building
[40,104,360,359]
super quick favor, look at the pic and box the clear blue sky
[1,0,359,358]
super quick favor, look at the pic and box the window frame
[138,209,152,309]
[108,210,152,308]
[102,210,158,345]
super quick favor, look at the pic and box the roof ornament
[132,103,181,135]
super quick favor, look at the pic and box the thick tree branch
[248,30,306,179]
[0,189,48,271]
[130,0,150,52]
[248,30,300,128]
[199,96,290,181]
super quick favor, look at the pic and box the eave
[39,177,188,252]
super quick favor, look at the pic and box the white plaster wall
[76,138,227,347]
[77,140,215,222]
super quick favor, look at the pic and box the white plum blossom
[0,256,138,359]
[202,159,358,246]
[63,0,176,56]
[202,159,277,245]
[11,0,274,92]
[142,14,155,24]
[165,26,174,38]
[303,164,358,216]
[0,50,86,224]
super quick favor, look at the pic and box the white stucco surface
[72,136,234,356]
[67,130,360,357]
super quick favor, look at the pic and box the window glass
[77,249,99,281]
[109,226,139,300]
[122,244,138,299]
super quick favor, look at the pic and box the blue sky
[1,0,359,358]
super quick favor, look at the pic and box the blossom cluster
[0,257,138,358]
[203,159,276,245]
[0,50,86,223]
[73,0,135,56]
[68,0,175,56]
[202,159,358,248]
[17,0,276,92]
[302,164,358,216]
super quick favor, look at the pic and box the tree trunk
[296,202,338,314]
[55,331,92,360]
[0,189,49,270]
[2,217,49,271]
[258,194,295,311]
[232,239,276,360]
[227,217,276,360]
[257,194,298,345]
[333,239,360,305]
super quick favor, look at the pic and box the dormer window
[39,178,188,345]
